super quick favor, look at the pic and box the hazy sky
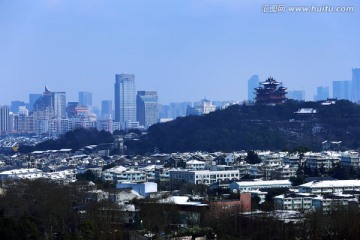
[1,0,359,106]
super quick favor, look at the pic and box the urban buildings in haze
[186,99,216,116]
[78,91,93,107]
[136,91,159,128]
[0,106,10,134]
[101,100,113,119]
[248,75,260,102]
[314,87,329,101]
[288,90,305,101]
[352,68,360,102]
[333,80,352,100]
[10,101,26,113]
[33,86,67,119]
[114,74,136,129]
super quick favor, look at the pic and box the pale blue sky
[0,0,359,106]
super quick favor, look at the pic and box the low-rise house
[186,160,206,171]
[84,190,109,202]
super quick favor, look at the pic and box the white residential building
[186,160,206,170]
[341,151,360,167]
[230,180,292,193]
[170,170,240,185]
[274,193,315,211]
[299,180,360,194]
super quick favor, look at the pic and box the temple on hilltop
[254,77,287,105]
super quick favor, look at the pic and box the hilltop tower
[255,77,287,105]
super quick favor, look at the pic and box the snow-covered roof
[186,160,205,165]
[300,180,360,188]
[233,180,291,187]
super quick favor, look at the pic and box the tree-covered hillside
[131,100,360,153]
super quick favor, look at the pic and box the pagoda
[254,77,287,105]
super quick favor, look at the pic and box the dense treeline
[0,179,127,239]
[19,128,114,153]
[1,180,360,239]
[130,100,360,153]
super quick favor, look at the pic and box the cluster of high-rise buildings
[0,72,228,136]
[0,74,160,136]
[248,68,360,102]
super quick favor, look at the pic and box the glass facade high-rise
[78,91,93,107]
[53,92,67,118]
[352,68,360,102]
[333,80,352,100]
[28,94,42,111]
[248,75,260,101]
[114,74,136,129]
[136,91,159,128]
[0,106,10,134]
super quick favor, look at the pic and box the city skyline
[0,0,359,106]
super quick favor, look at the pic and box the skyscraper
[352,68,360,102]
[114,74,136,129]
[333,80,352,100]
[314,86,329,101]
[78,91,93,107]
[101,100,113,119]
[136,91,159,128]
[52,91,67,118]
[248,75,260,101]
[0,106,10,134]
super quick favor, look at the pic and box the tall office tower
[114,74,136,128]
[333,80,352,100]
[53,91,67,118]
[28,94,42,111]
[287,90,305,101]
[10,101,26,113]
[352,68,360,102]
[314,86,329,101]
[248,75,260,101]
[0,106,10,134]
[79,91,93,107]
[101,100,112,119]
[136,91,159,128]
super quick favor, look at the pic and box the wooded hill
[129,100,360,153]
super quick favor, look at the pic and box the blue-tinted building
[333,80,351,100]
[136,91,158,128]
[248,75,260,101]
[114,74,136,129]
